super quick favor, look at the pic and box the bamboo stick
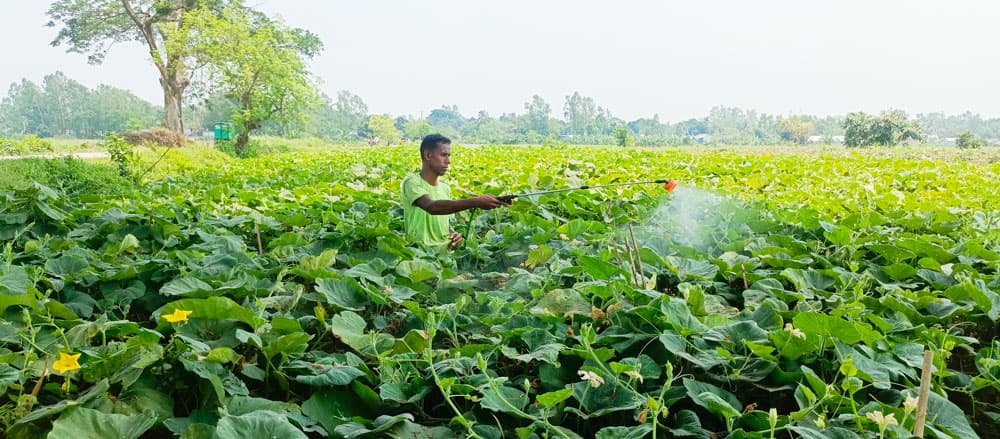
[254,223,264,256]
[623,240,641,287]
[913,349,934,437]
[611,242,628,282]
[741,263,749,290]
[627,224,644,287]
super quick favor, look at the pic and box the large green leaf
[683,378,742,419]
[0,292,37,316]
[479,384,529,414]
[704,321,769,348]
[395,260,439,283]
[295,365,365,387]
[160,277,215,297]
[213,410,307,439]
[788,426,861,439]
[536,388,574,409]
[944,279,1000,320]
[44,254,90,278]
[780,268,835,292]
[924,391,980,439]
[329,311,393,356]
[568,380,643,418]
[792,312,861,344]
[0,363,20,394]
[661,298,707,334]
[0,265,30,295]
[48,407,155,439]
[668,410,709,437]
[577,255,623,280]
[530,289,591,318]
[595,424,653,439]
[155,297,265,330]
[333,414,415,438]
[301,390,370,434]
[225,396,299,417]
[665,256,719,281]
[8,379,111,436]
[113,378,174,424]
[867,244,916,263]
[881,263,918,281]
[315,278,369,311]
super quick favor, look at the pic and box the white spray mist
[642,184,734,252]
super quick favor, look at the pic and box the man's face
[423,143,451,176]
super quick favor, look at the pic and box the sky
[2,0,999,121]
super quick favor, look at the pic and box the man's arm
[413,194,506,215]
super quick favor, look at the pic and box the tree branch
[120,0,168,79]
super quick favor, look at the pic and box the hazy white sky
[2,0,999,121]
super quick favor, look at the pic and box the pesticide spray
[643,184,732,251]
[492,178,736,253]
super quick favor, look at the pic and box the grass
[0,156,133,196]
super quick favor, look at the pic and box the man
[401,134,508,249]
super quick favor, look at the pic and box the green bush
[956,131,985,149]
[0,136,54,156]
[0,157,133,196]
[215,138,289,158]
[102,133,142,180]
[613,125,636,147]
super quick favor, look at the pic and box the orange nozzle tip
[664,180,678,193]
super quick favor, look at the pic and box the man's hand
[448,230,464,249]
[473,194,507,210]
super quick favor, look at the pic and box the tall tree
[47,0,240,135]
[329,90,368,139]
[779,116,814,144]
[563,92,598,136]
[41,72,89,136]
[0,72,159,137]
[0,80,48,136]
[524,94,551,135]
[187,7,322,153]
[368,114,400,145]
[403,119,432,141]
[843,110,922,147]
[426,105,465,131]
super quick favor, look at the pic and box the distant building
[806,135,844,144]
[690,133,710,144]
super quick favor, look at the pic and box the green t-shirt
[401,173,453,247]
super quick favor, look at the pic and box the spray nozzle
[663,180,678,193]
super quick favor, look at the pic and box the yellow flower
[163,309,193,323]
[52,352,81,374]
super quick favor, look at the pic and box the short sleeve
[402,175,429,207]
[441,182,453,200]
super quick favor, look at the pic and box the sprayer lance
[497,179,678,203]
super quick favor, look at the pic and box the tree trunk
[235,130,250,156]
[161,76,185,135]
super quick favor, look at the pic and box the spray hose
[496,179,678,203]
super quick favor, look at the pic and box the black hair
[420,134,451,156]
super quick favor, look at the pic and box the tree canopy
[186,6,321,153]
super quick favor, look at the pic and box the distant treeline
[2,71,999,145]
